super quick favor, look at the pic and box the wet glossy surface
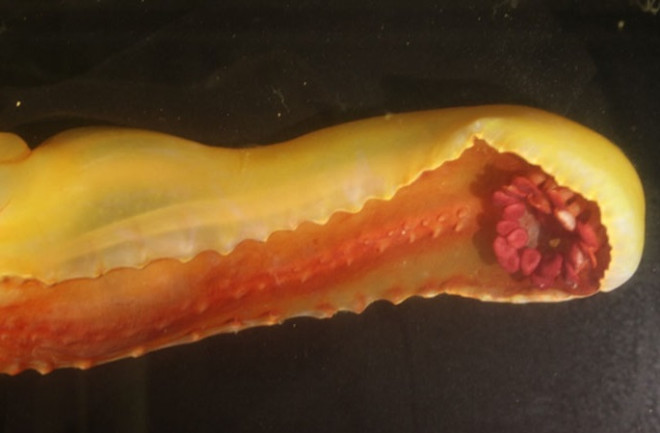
[0,1,657,432]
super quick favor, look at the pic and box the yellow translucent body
[0,105,644,292]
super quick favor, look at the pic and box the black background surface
[0,1,658,432]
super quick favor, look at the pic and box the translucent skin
[0,106,645,374]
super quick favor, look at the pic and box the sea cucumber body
[0,105,645,374]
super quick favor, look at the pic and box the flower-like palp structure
[493,171,607,289]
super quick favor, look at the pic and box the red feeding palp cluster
[492,171,603,289]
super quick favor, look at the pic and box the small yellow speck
[617,20,625,30]
[15,101,21,107]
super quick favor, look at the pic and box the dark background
[0,1,658,432]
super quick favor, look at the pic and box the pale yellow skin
[0,105,644,297]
